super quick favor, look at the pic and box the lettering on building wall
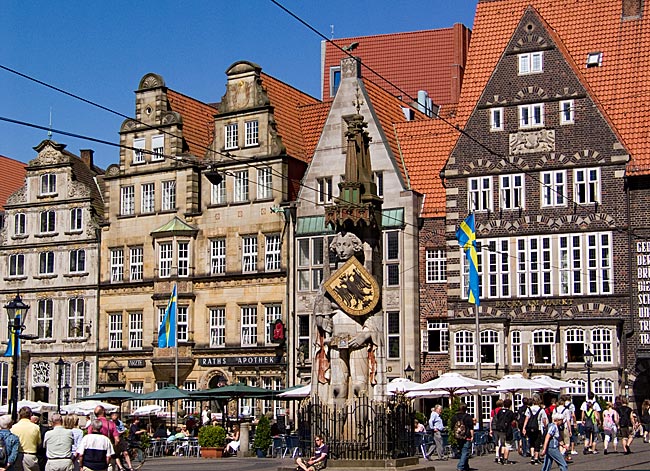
[495,298,571,308]
[198,355,279,367]
[636,242,650,344]
[128,359,146,368]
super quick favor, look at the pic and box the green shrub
[442,397,461,447]
[253,415,272,452]
[198,425,227,448]
[415,411,427,425]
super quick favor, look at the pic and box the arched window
[455,330,475,365]
[531,329,556,364]
[593,379,615,403]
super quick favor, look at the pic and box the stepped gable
[458,0,650,174]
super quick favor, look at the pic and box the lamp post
[62,383,71,406]
[404,363,415,381]
[4,294,30,422]
[584,347,594,398]
[55,357,65,413]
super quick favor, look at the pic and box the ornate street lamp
[404,363,415,381]
[4,294,30,422]
[55,357,66,413]
[584,347,594,397]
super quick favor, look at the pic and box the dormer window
[330,66,341,97]
[225,123,238,150]
[151,135,165,161]
[133,138,145,164]
[518,51,544,75]
[245,120,259,147]
[587,52,603,68]
[40,174,57,195]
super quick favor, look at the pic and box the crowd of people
[426,393,650,471]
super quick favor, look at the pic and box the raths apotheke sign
[636,241,650,344]
[198,355,281,367]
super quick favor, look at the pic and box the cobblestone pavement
[140,445,650,471]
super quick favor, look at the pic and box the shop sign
[198,355,280,367]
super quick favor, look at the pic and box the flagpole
[475,302,482,429]
[174,282,179,427]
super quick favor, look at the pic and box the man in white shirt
[428,405,445,460]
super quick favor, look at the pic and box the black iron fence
[297,394,415,460]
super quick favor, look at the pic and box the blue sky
[0,1,477,169]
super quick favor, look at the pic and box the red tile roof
[167,90,217,159]
[322,24,471,105]
[396,108,460,218]
[260,73,321,162]
[298,101,332,161]
[0,155,26,211]
[458,0,650,175]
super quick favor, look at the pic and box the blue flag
[456,214,480,306]
[4,316,20,357]
[158,285,177,348]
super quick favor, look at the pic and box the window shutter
[421,329,428,353]
[551,344,557,365]
[528,344,535,365]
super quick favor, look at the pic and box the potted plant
[253,415,272,458]
[198,424,227,458]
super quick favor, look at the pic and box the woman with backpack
[582,401,599,454]
[601,402,619,455]
[615,396,635,454]
[522,395,547,465]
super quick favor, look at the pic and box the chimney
[80,149,94,168]
[623,0,643,18]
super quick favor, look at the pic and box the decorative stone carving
[341,57,361,79]
[68,181,91,198]
[30,147,68,166]
[6,187,27,204]
[105,165,120,178]
[510,129,555,154]
[120,120,138,132]
[139,73,165,90]
[32,361,51,386]
[162,111,181,125]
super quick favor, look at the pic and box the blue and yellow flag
[456,214,480,306]
[158,285,177,348]
[4,316,20,357]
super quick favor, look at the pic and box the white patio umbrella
[531,375,575,391]
[406,388,473,398]
[61,400,118,416]
[409,372,492,397]
[132,404,162,416]
[485,374,548,394]
[387,377,422,394]
[0,400,57,415]
[278,384,311,398]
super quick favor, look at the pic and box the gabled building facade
[99,65,319,416]
[443,5,631,417]
[291,57,428,387]
[0,141,103,406]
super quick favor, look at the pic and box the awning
[296,208,404,235]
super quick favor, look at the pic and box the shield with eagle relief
[324,256,380,316]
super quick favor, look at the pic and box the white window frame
[511,330,522,365]
[158,242,173,278]
[68,298,85,339]
[225,123,238,150]
[39,251,55,275]
[500,174,525,210]
[8,254,25,277]
[516,236,552,297]
[245,120,259,147]
[541,170,567,207]
[317,177,333,204]
[373,171,384,197]
[234,170,249,202]
[75,361,90,402]
[591,328,613,363]
[108,314,122,351]
[425,249,446,283]
[265,234,281,272]
[120,186,135,216]
[132,137,145,164]
[70,208,83,232]
[565,328,585,363]
[14,213,26,236]
[37,299,53,339]
[560,100,574,125]
[177,306,188,342]
[425,321,449,353]
[161,180,176,211]
[40,173,57,195]
[209,307,226,347]
[110,248,124,282]
[242,235,258,273]
[211,178,226,205]
[241,305,257,347]
[141,183,155,214]
[178,241,190,278]
[385,231,400,287]
[130,382,144,410]
[490,108,504,131]
[574,168,601,204]
[482,239,511,298]
[468,176,493,212]
[264,304,282,345]
[531,329,556,364]
[386,311,400,359]
[129,312,143,350]
[297,237,325,291]
[587,233,613,294]
[129,246,143,282]
[480,330,499,365]
[40,210,56,234]
[69,249,86,273]
[518,103,544,128]
[257,167,272,200]
[593,379,614,403]
[330,66,341,97]
[151,134,165,161]
[518,51,544,75]
[298,314,310,360]
[455,330,475,365]
[210,239,226,275]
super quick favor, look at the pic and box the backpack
[619,406,632,427]
[526,407,542,434]
[493,409,510,432]
[517,405,529,429]
[584,409,596,431]
[0,433,8,468]
[603,410,615,430]
[453,414,468,441]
